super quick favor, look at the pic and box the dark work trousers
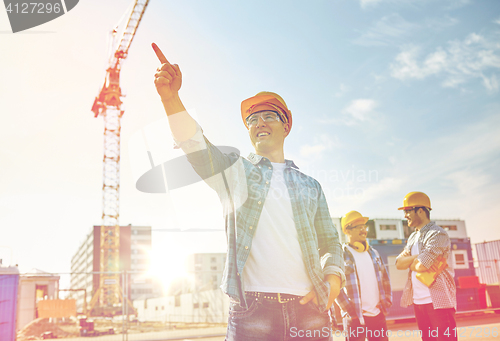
[343,312,389,341]
[413,303,457,341]
[226,296,333,341]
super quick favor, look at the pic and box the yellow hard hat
[241,91,292,130]
[341,211,369,234]
[398,191,432,211]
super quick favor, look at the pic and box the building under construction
[69,225,161,315]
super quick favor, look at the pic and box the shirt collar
[247,152,299,169]
[419,221,435,233]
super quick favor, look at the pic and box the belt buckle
[277,293,287,303]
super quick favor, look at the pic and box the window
[35,285,48,303]
[379,224,396,231]
[211,266,217,271]
[194,303,199,309]
[442,225,457,231]
[203,302,209,308]
[211,257,216,263]
[452,250,469,269]
[175,295,181,307]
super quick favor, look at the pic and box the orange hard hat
[241,91,292,130]
[341,211,369,234]
[398,191,432,211]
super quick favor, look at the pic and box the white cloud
[354,14,458,47]
[343,99,378,123]
[300,144,326,157]
[360,0,471,10]
[391,46,431,79]
[360,0,383,9]
[319,99,379,126]
[335,83,350,98]
[446,169,490,195]
[390,33,500,91]
[327,176,406,216]
[423,16,459,29]
[394,114,500,190]
[357,177,405,203]
[482,74,499,92]
[300,134,340,157]
[443,0,471,10]
[354,14,418,46]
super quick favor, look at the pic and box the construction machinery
[90,0,149,316]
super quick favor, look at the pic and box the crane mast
[90,0,149,313]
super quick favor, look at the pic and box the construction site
[1,0,500,340]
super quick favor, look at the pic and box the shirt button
[249,226,253,229]
[237,272,240,276]
[268,167,272,169]
[245,246,249,250]
[266,181,269,185]
[258,201,261,205]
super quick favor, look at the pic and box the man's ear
[344,229,351,240]
[283,123,291,137]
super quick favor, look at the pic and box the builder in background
[336,211,392,341]
[396,192,457,341]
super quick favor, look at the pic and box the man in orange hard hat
[335,211,392,341]
[395,192,456,341]
[152,43,345,341]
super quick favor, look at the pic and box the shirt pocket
[297,184,318,218]
[345,260,355,276]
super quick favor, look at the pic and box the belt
[246,291,302,303]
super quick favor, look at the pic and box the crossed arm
[395,249,427,272]
[396,230,450,272]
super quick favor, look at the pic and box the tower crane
[90,0,149,315]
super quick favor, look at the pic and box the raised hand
[152,43,182,101]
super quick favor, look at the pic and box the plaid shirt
[177,125,345,312]
[396,221,456,309]
[335,244,392,325]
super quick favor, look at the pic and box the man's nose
[256,116,267,127]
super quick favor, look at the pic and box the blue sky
[1,0,499,284]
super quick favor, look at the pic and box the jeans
[343,312,389,341]
[413,304,457,341]
[225,296,333,341]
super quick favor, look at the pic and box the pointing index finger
[152,43,169,64]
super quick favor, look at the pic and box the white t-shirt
[347,245,381,317]
[411,231,432,304]
[243,162,312,295]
